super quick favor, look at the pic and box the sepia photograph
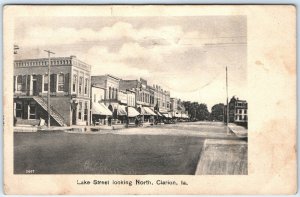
[12,14,248,175]
[3,5,296,195]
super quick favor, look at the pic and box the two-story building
[91,75,120,118]
[120,78,156,122]
[170,98,189,120]
[13,56,91,126]
[91,84,112,125]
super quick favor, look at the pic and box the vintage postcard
[3,5,296,194]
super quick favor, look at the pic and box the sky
[14,16,247,110]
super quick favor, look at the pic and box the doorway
[72,108,77,125]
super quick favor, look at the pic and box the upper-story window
[58,74,64,92]
[84,78,88,95]
[115,88,118,99]
[43,74,49,92]
[73,74,77,93]
[17,76,22,91]
[79,77,83,94]
[109,87,111,99]
[111,88,114,99]
[94,94,96,103]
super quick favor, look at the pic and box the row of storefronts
[13,56,190,127]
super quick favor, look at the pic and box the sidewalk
[14,124,131,133]
[195,139,248,175]
[228,123,248,138]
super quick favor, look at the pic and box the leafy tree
[182,101,210,121]
[210,103,225,121]
[197,103,210,121]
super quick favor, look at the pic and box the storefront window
[84,102,88,121]
[16,101,22,118]
[78,102,82,120]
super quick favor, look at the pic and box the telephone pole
[226,66,229,127]
[44,50,55,128]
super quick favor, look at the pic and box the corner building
[13,56,91,126]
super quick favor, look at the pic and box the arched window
[112,88,115,99]
[43,74,49,92]
[73,74,77,93]
[109,87,111,99]
[58,73,64,91]
[17,75,22,91]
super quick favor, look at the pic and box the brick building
[224,96,248,127]
[13,56,91,126]
[91,75,120,119]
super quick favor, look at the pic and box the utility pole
[44,50,55,128]
[126,90,129,128]
[226,66,229,129]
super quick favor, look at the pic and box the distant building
[224,96,248,127]
[170,98,189,119]
[152,84,170,114]
[90,85,112,125]
[13,56,91,126]
[92,75,139,124]
[91,75,120,118]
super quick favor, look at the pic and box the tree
[182,101,210,121]
[210,103,225,121]
[197,103,210,121]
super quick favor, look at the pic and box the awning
[182,114,189,118]
[128,107,140,117]
[155,111,163,117]
[175,112,181,118]
[162,113,171,118]
[143,107,156,116]
[117,105,127,116]
[92,103,113,116]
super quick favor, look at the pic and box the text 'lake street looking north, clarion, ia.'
[77,179,188,186]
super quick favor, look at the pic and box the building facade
[152,84,170,114]
[13,56,91,126]
[91,75,120,117]
[170,98,189,119]
[224,96,248,127]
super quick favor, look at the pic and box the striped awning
[92,103,112,116]
[117,105,127,116]
[155,111,163,117]
[143,107,156,116]
[128,107,140,117]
